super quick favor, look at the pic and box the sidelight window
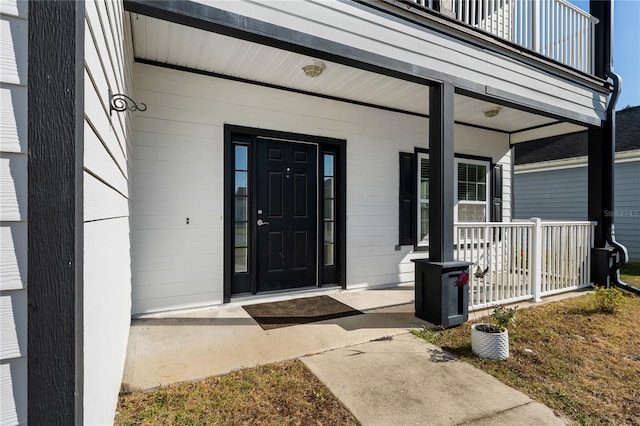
[234,144,249,273]
[323,153,335,266]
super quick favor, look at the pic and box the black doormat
[243,295,363,330]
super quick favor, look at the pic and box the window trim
[415,150,492,248]
[417,152,430,248]
[453,157,490,224]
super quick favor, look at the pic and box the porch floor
[121,284,575,425]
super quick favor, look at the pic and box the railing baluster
[557,225,562,289]
[564,6,569,66]
[480,226,485,305]
[540,226,546,293]
[477,226,482,306]
[571,9,576,71]
[493,225,498,304]
[576,226,580,285]
[494,228,504,302]
[580,225,590,284]
[552,0,557,61]
[560,226,564,289]
[498,0,503,37]
[563,226,568,288]
[580,226,585,282]
[566,226,572,288]
[543,0,547,57]
[525,229,542,294]
[547,225,552,292]
[510,228,522,299]
[555,226,560,290]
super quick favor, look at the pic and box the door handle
[257,219,270,227]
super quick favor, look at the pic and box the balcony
[409,0,598,74]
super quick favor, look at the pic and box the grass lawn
[413,262,640,425]
[620,261,640,287]
[115,360,359,425]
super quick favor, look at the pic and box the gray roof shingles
[514,105,640,165]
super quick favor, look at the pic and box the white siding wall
[132,63,511,314]
[83,1,134,423]
[514,159,640,261]
[192,0,607,124]
[0,1,28,424]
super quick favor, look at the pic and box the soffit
[129,13,583,139]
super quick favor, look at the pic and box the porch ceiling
[129,13,586,141]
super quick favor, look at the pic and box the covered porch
[123,0,610,316]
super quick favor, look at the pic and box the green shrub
[491,305,517,332]
[593,286,625,314]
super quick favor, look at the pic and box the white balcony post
[531,0,540,52]
[530,217,543,302]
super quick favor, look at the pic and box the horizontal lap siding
[132,63,511,314]
[0,3,27,424]
[614,161,640,261]
[514,160,640,260]
[191,0,606,124]
[514,167,588,220]
[83,2,134,424]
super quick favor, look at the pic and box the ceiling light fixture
[483,106,502,118]
[302,60,326,78]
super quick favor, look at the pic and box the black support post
[28,0,84,423]
[590,0,610,80]
[589,125,616,287]
[588,0,621,287]
[588,127,612,250]
[414,82,470,327]
[428,82,455,263]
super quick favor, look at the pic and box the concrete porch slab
[121,284,574,425]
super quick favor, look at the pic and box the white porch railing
[410,0,598,74]
[454,218,595,311]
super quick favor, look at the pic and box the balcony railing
[411,0,598,74]
[455,218,594,310]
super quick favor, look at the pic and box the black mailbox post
[412,259,471,328]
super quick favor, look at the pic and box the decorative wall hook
[109,89,147,115]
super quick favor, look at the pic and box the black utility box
[592,247,614,287]
[412,259,471,328]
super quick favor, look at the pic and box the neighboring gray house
[514,105,640,260]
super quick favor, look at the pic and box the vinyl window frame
[416,153,491,248]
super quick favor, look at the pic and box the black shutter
[490,163,503,222]
[399,152,416,245]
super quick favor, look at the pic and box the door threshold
[228,285,342,308]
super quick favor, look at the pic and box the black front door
[256,138,318,291]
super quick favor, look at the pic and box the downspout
[602,1,639,294]
[604,68,637,293]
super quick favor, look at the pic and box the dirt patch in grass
[115,360,359,425]
[413,289,640,425]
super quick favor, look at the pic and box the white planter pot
[471,323,509,360]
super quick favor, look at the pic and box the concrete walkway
[122,285,568,425]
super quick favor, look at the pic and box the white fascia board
[510,123,587,144]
